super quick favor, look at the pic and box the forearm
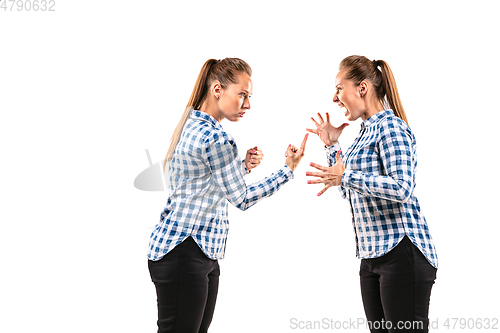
[233,165,294,211]
[341,169,413,203]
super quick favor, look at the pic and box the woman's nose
[333,94,339,103]
[243,98,251,109]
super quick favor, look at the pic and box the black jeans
[148,236,220,333]
[360,236,437,333]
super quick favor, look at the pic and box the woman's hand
[245,146,264,171]
[306,151,346,196]
[285,133,309,172]
[306,113,349,147]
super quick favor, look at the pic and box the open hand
[306,113,349,147]
[285,133,309,172]
[245,146,264,171]
[306,151,346,196]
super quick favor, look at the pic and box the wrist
[325,140,338,148]
[285,162,297,172]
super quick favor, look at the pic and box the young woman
[306,55,438,333]
[147,58,308,333]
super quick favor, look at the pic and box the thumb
[339,123,349,131]
[336,150,342,163]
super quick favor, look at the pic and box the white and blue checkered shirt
[327,110,438,268]
[147,110,294,261]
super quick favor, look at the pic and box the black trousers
[148,237,220,333]
[360,236,437,333]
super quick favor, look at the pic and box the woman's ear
[359,81,368,98]
[212,82,222,100]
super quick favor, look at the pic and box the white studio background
[1,0,498,332]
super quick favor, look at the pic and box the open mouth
[338,102,348,116]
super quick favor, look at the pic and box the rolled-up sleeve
[207,134,294,211]
[341,118,415,203]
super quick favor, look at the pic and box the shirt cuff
[325,142,341,154]
[282,164,295,180]
[241,160,250,175]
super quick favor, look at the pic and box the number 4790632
[1,0,56,11]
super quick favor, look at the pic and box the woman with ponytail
[147,58,308,333]
[306,55,437,332]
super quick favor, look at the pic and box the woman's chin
[344,112,358,122]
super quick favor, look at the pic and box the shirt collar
[362,109,394,129]
[191,109,223,131]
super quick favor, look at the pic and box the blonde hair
[339,55,408,125]
[163,58,252,172]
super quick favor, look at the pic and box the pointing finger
[299,133,309,152]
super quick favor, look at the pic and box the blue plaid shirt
[147,110,294,261]
[327,110,438,268]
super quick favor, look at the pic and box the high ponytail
[163,58,252,172]
[377,60,408,125]
[339,55,408,125]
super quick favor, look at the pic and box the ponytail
[377,60,408,125]
[339,55,409,125]
[162,59,217,172]
[163,58,252,172]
